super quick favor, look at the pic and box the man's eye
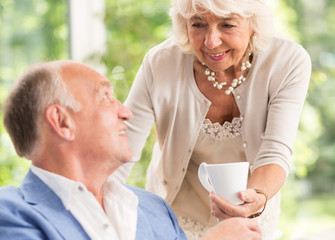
[103,92,109,99]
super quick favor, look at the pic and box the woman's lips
[206,49,230,61]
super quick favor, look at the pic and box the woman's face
[187,12,253,72]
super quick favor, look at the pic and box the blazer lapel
[20,170,90,239]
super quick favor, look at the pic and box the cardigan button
[236,94,241,100]
[243,142,248,148]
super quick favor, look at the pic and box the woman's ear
[45,105,75,141]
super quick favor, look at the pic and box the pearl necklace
[204,60,252,95]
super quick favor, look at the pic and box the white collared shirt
[31,165,138,240]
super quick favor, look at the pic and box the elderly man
[0,60,261,239]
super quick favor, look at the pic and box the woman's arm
[210,41,312,219]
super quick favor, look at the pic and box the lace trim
[201,117,242,140]
[177,216,211,240]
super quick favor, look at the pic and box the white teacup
[198,162,249,205]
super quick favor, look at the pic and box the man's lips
[119,127,127,135]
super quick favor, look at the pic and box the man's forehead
[61,63,111,85]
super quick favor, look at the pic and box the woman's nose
[204,27,222,49]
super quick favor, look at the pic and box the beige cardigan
[114,35,311,204]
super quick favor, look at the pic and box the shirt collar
[30,165,88,209]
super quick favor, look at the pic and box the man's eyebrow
[97,81,114,95]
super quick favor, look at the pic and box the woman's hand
[209,189,267,220]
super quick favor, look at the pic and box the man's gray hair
[2,61,81,157]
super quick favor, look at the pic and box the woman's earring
[248,33,257,53]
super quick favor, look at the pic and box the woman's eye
[192,22,205,28]
[222,24,235,29]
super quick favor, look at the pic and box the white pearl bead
[203,58,251,93]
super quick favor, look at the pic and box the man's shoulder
[124,184,172,217]
[0,186,28,221]
[0,185,22,203]
[124,185,187,240]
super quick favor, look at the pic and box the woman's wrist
[248,188,268,218]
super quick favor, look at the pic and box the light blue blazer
[0,170,186,239]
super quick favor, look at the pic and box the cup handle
[198,162,213,192]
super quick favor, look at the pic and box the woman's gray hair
[169,0,274,54]
[2,61,81,157]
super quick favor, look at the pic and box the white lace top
[201,117,242,140]
[172,117,246,237]
[172,117,279,240]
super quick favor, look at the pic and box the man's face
[62,64,133,169]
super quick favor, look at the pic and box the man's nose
[118,102,133,120]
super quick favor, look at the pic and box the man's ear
[45,105,76,141]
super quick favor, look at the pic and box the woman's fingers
[209,192,244,219]
[210,190,262,219]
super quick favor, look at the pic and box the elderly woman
[115,0,311,239]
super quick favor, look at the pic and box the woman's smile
[205,49,231,61]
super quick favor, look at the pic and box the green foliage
[103,0,171,102]
[279,177,335,239]
[0,0,69,187]
[283,0,335,189]
[276,0,335,238]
